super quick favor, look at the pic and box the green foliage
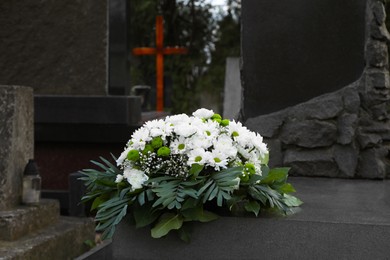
[197,166,243,206]
[151,213,184,238]
[81,157,302,242]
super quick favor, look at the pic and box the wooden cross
[132,15,188,112]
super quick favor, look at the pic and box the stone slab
[75,240,113,260]
[0,0,108,95]
[112,177,390,259]
[0,217,95,260]
[34,95,141,143]
[0,85,34,210]
[241,0,366,117]
[0,199,59,241]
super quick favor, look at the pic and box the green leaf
[181,206,219,223]
[244,201,261,216]
[151,213,183,238]
[278,183,296,193]
[91,195,109,211]
[189,163,204,178]
[283,194,303,207]
[133,205,161,228]
[260,167,290,185]
[178,225,191,243]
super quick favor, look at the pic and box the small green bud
[157,146,171,157]
[195,156,202,162]
[211,113,222,120]
[151,136,163,149]
[232,131,239,137]
[240,172,250,182]
[244,163,256,175]
[142,144,154,155]
[178,143,185,150]
[127,149,140,161]
[220,119,230,126]
[214,157,221,163]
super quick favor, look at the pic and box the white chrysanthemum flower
[213,134,237,158]
[170,136,188,154]
[175,123,198,137]
[116,146,132,166]
[115,174,124,183]
[196,119,219,139]
[123,167,149,190]
[166,114,190,126]
[193,108,214,119]
[253,133,268,156]
[130,127,151,150]
[208,150,229,171]
[187,134,213,150]
[187,148,211,166]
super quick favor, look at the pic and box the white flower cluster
[115,108,268,190]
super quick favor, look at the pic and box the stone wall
[0,0,108,95]
[245,0,390,179]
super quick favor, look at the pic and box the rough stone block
[337,113,358,145]
[280,119,337,148]
[292,93,343,120]
[342,85,361,113]
[0,199,59,241]
[283,148,339,177]
[333,145,359,177]
[357,148,387,179]
[245,110,285,138]
[0,85,34,210]
[264,138,283,167]
[0,217,95,260]
[366,39,388,68]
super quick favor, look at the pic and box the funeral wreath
[80,108,302,241]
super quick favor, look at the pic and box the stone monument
[243,0,390,179]
[0,85,94,259]
[241,0,367,117]
[0,0,142,195]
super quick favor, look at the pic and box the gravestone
[0,1,143,194]
[0,85,94,259]
[0,0,108,95]
[241,0,367,118]
[109,0,131,95]
[243,0,390,179]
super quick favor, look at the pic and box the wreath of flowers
[81,109,302,241]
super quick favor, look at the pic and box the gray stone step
[112,177,390,260]
[0,199,59,241]
[0,216,95,260]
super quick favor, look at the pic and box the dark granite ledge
[288,177,390,225]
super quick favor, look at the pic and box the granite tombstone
[241,0,367,118]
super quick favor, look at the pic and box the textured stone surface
[0,85,34,210]
[283,149,339,177]
[0,217,95,260]
[0,1,108,95]
[244,0,390,179]
[112,177,390,259]
[0,199,59,241]
[280,120,337,148]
